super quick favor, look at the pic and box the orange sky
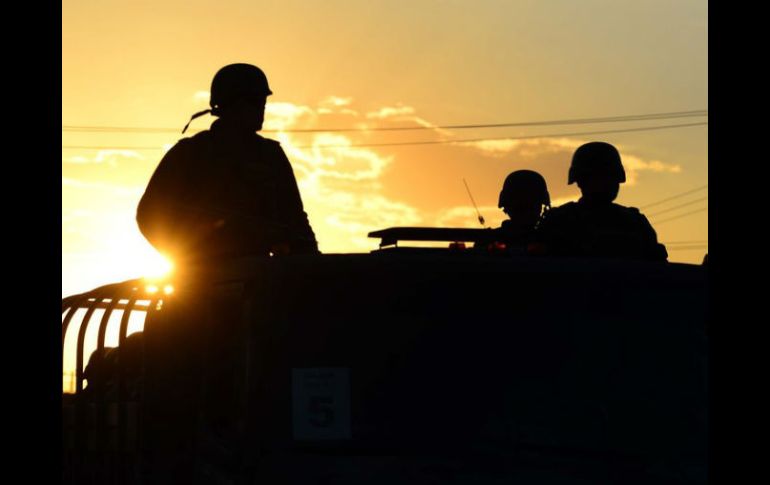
[62,0,708,297]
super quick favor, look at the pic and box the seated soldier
[535,141,667,261]
[477,169,550,252]
[83,332,145,399]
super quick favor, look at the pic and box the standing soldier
[137,63,319,266]
[535,142,667,261]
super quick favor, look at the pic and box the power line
[63,145,169,150]
[62,121,708,151]
[639,185,708,210]
[62,109,707,134]
[662,240,708,245]
[646,196,709,217]
[303,122,708,148]
[667,245,708,252]
[651,207,708,225]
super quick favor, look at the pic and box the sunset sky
[62,0,708,297]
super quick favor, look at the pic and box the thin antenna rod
[463,178,486,227]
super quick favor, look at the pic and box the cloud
[62,209,94,224]
[622,155,681,185]
[64,155,91,164]
[258,101,426,252]
[362,104,453,138]
[264,102,316,131]
[316,96,359,116]
[326,194,422,228]
[95,150,144,164]
[283,138,407,251]
[320,96,353,108]
[459,137,681,184]
[549,195,580,207]
[265,104,393,184]
[411,116,454,138]
[434,205,503,228]
[291,133,392,182]
[190,90,212,116]
[366,104,416,120]
[62,150,144,166]
[320,194,423,250]
[457,139,523,155]
[62,177,145,197]
[459,137,581,157]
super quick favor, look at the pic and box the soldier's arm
[632,210,668,261]
[136,141,226,256]
[269,142,320,254]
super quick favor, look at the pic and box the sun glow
[101,230,175,280]
[61,229,176,297]
[142,252,174,279]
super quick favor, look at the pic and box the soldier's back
[536,201,666,261]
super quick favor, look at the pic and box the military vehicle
[62,227,708,484]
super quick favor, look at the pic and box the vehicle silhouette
[62,227,708,484]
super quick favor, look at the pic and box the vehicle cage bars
[62,278,160,484]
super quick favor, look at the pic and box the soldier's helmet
[210,63,272,112]
[498,170,551,209]
[568,141,626,185]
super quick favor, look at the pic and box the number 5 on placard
[292,368,351,440]
[309,396,334,427]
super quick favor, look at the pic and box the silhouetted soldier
[137,63,318,265]
[493,170,551,248]
[535,142,667,261]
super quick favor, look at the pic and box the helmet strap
[181,109,212,134]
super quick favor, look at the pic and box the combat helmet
[568,141,626,185]
[498,170,551,208]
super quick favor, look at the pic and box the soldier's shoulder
[168,131,216,159]
[618,203,640,213]
[254,135,286,159]
[611,204,655,227]
[255,134,282,147]
[173,130,213,150]
[156,136,195,162]
[537,203,577,228]
[611,203,643,216]
[548,201,579,215]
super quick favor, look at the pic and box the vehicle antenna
[463,178,486,227]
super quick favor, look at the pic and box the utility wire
[651,207,708,225]
[639,185,708,210]
[646,196,709,217]
[303,122,708,148]
[667,245,708,251]
[62,121,708,151]
[661,240,708,245]
[62,109,707,134]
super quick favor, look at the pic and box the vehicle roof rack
[368,226,494,248]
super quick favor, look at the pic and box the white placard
[292,367,352,440]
